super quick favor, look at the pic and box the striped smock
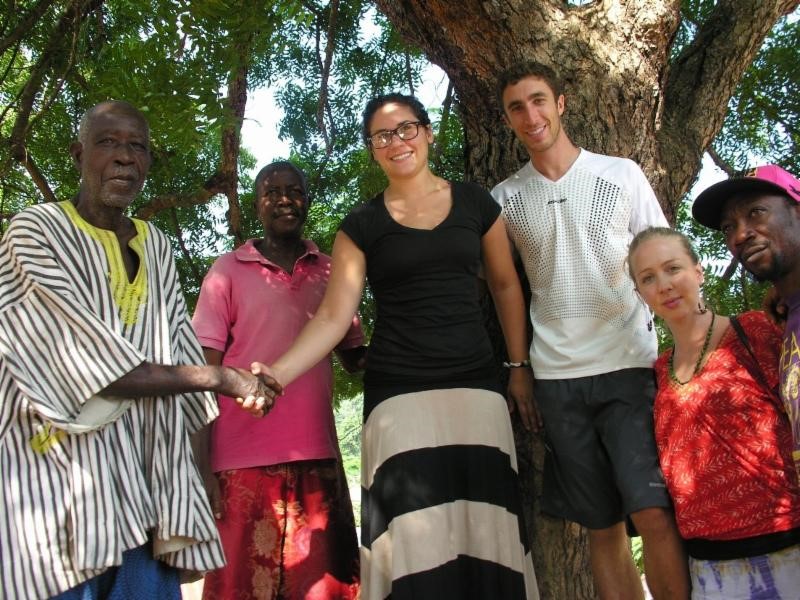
[0,201,223,599]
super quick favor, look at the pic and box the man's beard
[745,252,787,283]
[100,190,137,209]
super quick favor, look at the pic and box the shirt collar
[234,238,320,268]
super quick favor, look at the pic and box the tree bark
[658,0,799,219]
[374,0,798,596]
[374,0,796,217]
[221,49,249,246]
[481,274,594,599]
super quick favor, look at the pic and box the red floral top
[654,311,800,541]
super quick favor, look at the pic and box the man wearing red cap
[692,164,800,476]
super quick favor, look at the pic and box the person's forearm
[269,230,367,387]
[100,362,224,398]
[481,221,531,365]
[191,348,220,474]
[272,312,353,387]
[489,280,530,364]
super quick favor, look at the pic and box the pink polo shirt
[192,239,364,472]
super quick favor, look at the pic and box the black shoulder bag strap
[729,315,780,403]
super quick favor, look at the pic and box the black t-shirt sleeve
[339,199,374,251]
[459,182,502,235]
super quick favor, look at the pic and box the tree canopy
[2,1,796,284]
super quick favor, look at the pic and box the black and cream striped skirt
[360,387,539,599]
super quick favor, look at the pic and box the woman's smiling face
[367,102,433,180]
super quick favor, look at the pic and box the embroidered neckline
[59,201,148,325]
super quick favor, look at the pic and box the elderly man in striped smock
[0,101,278,600]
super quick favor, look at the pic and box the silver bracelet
[502,359,531,368]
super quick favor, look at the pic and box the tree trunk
[375,0,797,217]
[221,48,250,247]
[375,0,799,597]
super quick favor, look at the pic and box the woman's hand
[506,368,542,432]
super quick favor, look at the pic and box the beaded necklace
[669,311,716,385]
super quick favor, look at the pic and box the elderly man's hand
[218,367,281,417]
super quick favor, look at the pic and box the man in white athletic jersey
[492,62,689,600]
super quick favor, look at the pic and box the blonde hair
[627,227,699,282]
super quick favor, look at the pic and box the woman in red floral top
[628,226,800,599]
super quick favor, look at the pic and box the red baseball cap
[692,164,800,230]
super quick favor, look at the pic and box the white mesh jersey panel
[493,151,662,379]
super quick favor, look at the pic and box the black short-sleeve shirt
[340,181,502,391]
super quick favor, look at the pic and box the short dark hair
[495,61,563,110]
[627,226,700,282]
[253,161,309,203]
[361,93,431,145]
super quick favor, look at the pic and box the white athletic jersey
[492,149,668,379]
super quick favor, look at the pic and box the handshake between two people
[230,362,283,418]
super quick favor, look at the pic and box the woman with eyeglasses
[255,93,539,599]
[627,226,800,599]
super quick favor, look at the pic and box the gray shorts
[536,368,671,529]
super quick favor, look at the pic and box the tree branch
[134,172,227,220]
[316,0,339,151]
[706,146,736,176]
[432,80,454,169]
[168,207,203,289]
[8,0,102,202]
[659,0,800,211]
[372,41,390,97]
[739,264,752,308]
[0,39,19,85]
[721,257,739,280]
[19,151,56,202]
[404,50,414,95]
[29,6,82,131]
[0,0,58,55]
[219,36,252,246]
[299,0,322,18]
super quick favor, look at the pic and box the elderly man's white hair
[77,100,150,144]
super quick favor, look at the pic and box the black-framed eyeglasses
[367,121,422,149]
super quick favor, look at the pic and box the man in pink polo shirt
[192,161,364,599]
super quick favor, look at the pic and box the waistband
[686,527,800,560]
